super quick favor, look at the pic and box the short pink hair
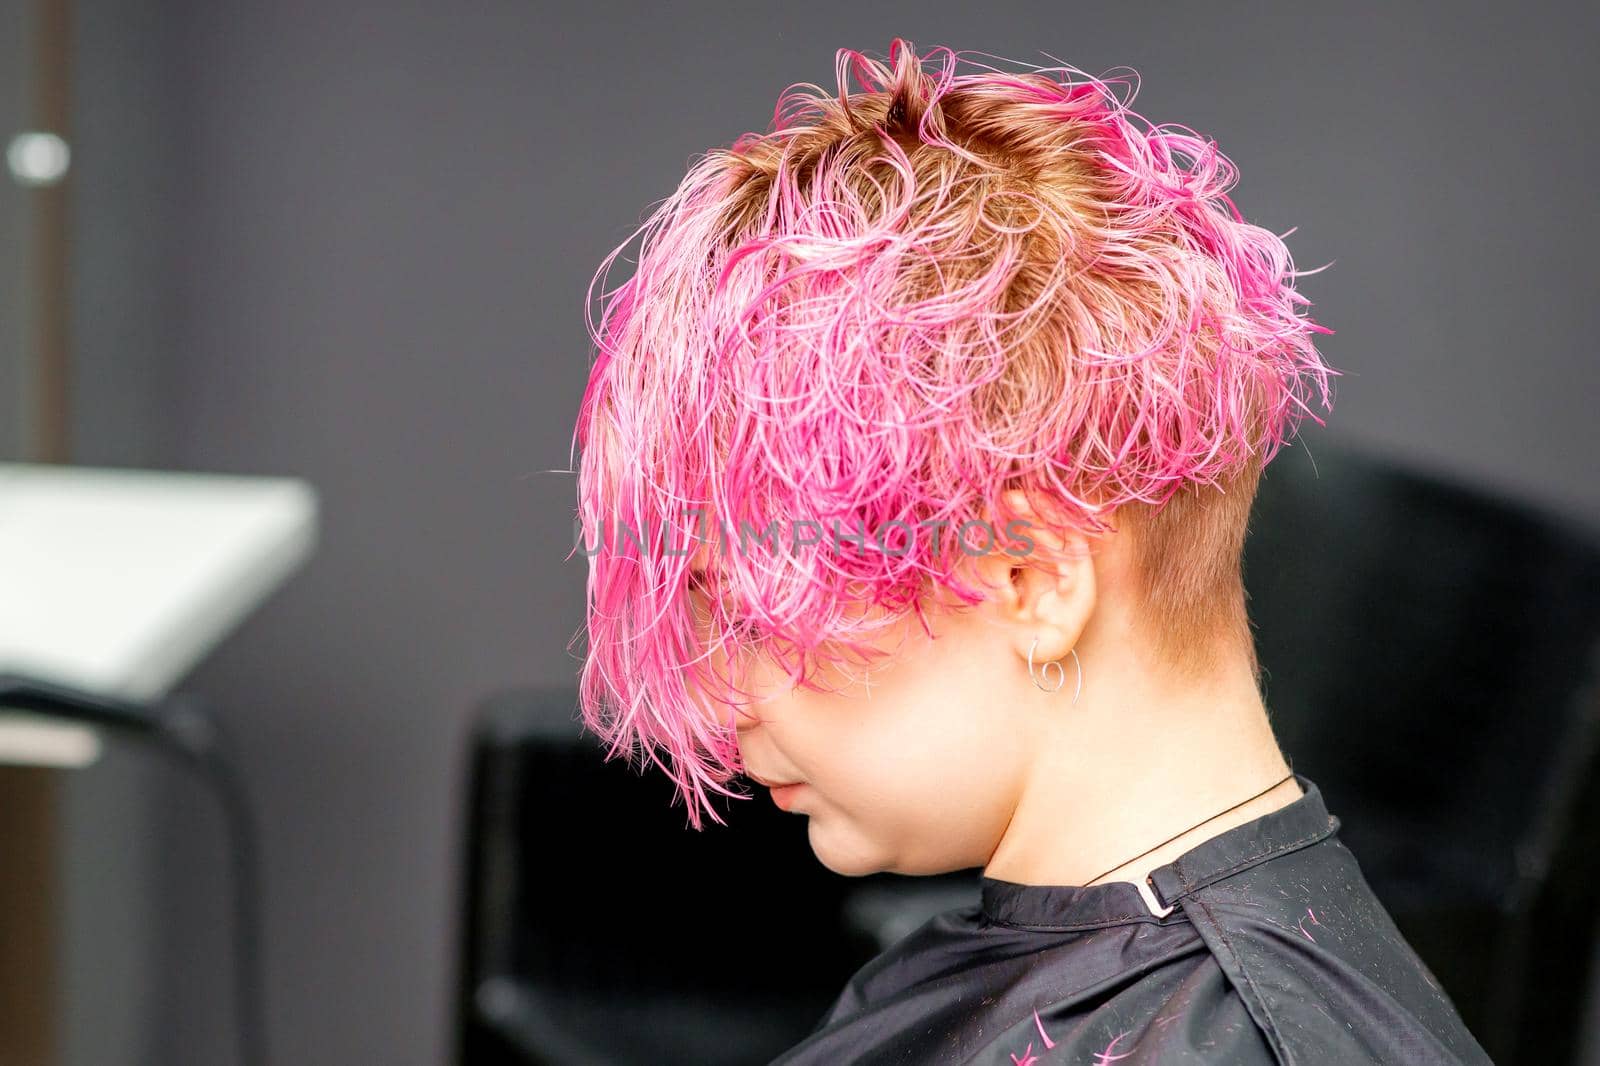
[570,39,1337,827]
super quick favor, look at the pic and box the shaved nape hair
[571,38,1338,827]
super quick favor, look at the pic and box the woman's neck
[981,642,1302,889]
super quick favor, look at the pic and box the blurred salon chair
[452,687,977,1066]
[1244,440,1600,1066]
[455,441,1600,1066]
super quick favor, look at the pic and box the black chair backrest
[1243,440,1600,1065]
[453,688,886,1066]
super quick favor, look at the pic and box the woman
[571,38,1493,1065]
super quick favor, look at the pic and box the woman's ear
[971,490,1097,664]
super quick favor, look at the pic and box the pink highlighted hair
[570,39,1337,827]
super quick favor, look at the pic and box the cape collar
[980,773,1339,928]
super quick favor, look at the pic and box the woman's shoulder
[771,922,1269,1065]
[771,834,1496,1065]
[1165,833,1495,1066]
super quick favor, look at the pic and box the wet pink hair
[570,39,1337,827]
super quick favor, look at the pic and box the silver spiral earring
[1028,636,1083,704]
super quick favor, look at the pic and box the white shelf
[0,462,319,702]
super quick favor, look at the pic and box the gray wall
[2,0,32,459]
[56,2,187,1064]
[54,2,1600,1064]
[5,1,177,1063]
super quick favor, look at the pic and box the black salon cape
[769,775,1494,1065]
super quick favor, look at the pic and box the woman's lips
[746,771,806,809]
[768,782,806,811]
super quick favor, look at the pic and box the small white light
[7,131,71,187]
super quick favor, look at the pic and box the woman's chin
[807,816,890,877]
